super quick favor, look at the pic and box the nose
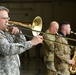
[5,20,8,23]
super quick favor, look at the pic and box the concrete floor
[20,57,46,75]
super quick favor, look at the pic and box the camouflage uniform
[43,30,57,75]
[54,34,71,75]
[0,30,32,75]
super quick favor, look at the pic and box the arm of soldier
[0,34,32,55]
[14,29,43,46]
[0,33,43,56]
[55,37,70,64]
[8,26,27,43]
[14,30,27,43]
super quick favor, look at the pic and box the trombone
[7,16,76,48]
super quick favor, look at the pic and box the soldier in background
[54,21,75,75]
[43,21,59,75]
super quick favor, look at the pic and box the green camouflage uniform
[43,30,57,75]
[0,30,32,75]
[54,35,71,75]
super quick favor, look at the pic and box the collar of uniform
[59,32,65,37]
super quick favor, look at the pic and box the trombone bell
[32,16,42,36]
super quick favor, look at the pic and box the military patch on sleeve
[0,34,3,39]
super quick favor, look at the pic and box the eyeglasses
[0,17,10,20]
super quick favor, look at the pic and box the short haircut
[50,21,58,27]
[60,21,70,26]
[60,21,70,29]
[0,6,9,12]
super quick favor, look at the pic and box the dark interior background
[0,0,76,57]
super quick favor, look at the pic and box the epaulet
[0,34,3,39]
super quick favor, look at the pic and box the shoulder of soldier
[56,35,64,42]
[44,30,54,37]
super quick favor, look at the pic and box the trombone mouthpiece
[6,23,14,27]
[56,32,59,35]
[71,31,73,33]
[71,31,76,35]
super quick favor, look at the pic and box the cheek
[68,29,71,32]
[67,29,70,34]
[0,21,5,28]
[53,30,56,34]
[54,29,57,32]
[0,21,3,26]
[0,21,2,25]
[0,20,3,24]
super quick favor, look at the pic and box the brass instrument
[69,47,76,74]
[69,31,76,74]
[71,31,76,35]
[8,16,42,36]
[6,16,76,48]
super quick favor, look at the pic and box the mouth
[3,23,8,30]
[6,23,9,26]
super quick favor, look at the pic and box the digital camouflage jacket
[0,30,32,75]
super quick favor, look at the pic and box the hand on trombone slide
[5,26,19,35]
[30,35,43,46]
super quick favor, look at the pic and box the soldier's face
[0,10,9,31]
[66,24,71,34]
[52,24,59,34]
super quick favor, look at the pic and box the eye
[0,17,10,20]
